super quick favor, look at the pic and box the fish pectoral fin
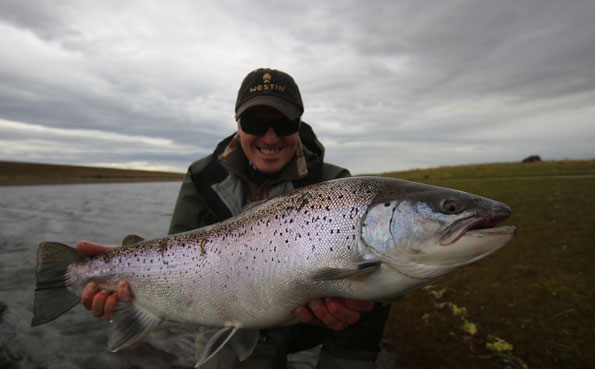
[107,300,162,352]
[310,260,382,281]
[195,326,238,367]
[228,329,259,361]
[121,234,145,246]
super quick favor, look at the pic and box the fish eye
[442,200,461,214]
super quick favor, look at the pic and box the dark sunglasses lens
[240,116,300,136]
[273,120,300,136]
[240,116,268,135]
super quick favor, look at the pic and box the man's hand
[293,297,375,331]
[76,241,131,321]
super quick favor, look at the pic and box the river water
[0,182,201,369]
[0,182,395,369]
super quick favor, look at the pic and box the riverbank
[0,161,184,186]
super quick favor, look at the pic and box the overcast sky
[1,0,593,174]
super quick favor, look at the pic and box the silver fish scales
[32,176,516,366]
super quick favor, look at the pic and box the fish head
[360,179,516,279]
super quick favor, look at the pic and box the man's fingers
[81,282,99,310]
[308,298,345,331]
[293,306,320,325]
[117,281,132,302]
[325,297,361,325]
[104,294,118,321]
[76,241,116,256]
[343,298,375,312]
[91,291,110,318]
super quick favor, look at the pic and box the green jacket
[168,122,350,235]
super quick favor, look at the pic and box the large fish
[32,176,516,366]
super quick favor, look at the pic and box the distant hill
[3,159,592,187]
[0,161,184,186]
[369,159,595,182]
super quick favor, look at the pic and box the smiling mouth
[258,147,283,155]
[440,213,513,245]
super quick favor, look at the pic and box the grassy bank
[380,159,594,369]
[0,161,184,186]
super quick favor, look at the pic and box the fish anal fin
[107,299,161,352]
[228,329,259,361]
[121,234,145,246]
[310,260,382,281]
[195,326,238,367]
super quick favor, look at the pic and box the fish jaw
[361,181,517,280]
[411,224,516,268]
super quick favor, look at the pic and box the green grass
[373,159,595,182]
[380,159,595,369]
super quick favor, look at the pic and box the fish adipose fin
[121,234,145,246]
[108,299,162,351]
[310,260,382,281]
[32,242,87,327]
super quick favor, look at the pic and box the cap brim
[236,96,302,121]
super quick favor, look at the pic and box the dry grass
[380,159,595,369]
[0,161,184,186]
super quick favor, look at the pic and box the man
[77,68,391,368]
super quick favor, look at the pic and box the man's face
[237,106,300,174]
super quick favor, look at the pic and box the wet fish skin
[32,176,516,366]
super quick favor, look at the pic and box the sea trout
[32,176,516,366]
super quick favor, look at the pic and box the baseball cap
[235,68,304,121]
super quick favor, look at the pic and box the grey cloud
[0,0,593,174]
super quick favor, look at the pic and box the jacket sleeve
[168,169,218,235]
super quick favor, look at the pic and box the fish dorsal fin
[239,199,267,213]
[121,234,145,246]
[107,299,162,351]
[309,260,382,281]
[195,327,238,367]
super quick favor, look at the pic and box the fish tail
[31,242,87,326]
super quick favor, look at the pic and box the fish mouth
[439,213,513,246]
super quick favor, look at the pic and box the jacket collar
[217,133,308,182]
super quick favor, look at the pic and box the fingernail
[117,281,127,291]
[85,282,98,294]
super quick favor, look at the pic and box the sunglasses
[239,115,301,136]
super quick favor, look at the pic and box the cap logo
[249,72,286,94]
